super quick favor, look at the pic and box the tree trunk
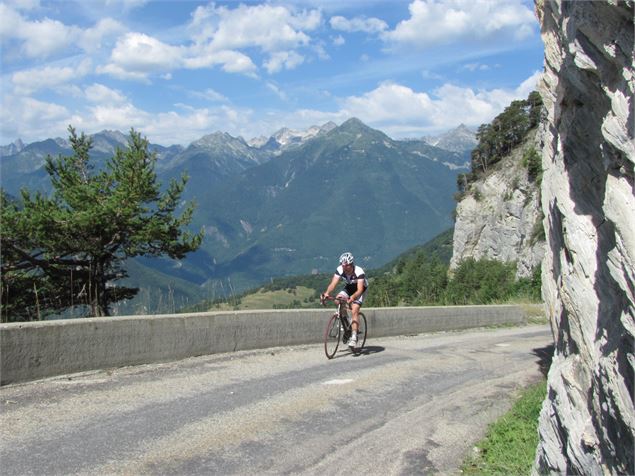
[89,259,110,317]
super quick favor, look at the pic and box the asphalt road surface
[0,324,553,475]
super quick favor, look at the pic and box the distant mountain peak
[0,138,25,157]
[339,117,367,129]
[247,122,336,151]
[191,131,246,148]
[95,129,128,141]
[424,124,477,154]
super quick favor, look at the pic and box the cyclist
[321,252,368,348]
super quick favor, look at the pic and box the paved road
[0,325,552,475]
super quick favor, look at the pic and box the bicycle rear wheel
[355,312,368,351]
[324,313,341,359]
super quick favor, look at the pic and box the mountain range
[1,120,474,313]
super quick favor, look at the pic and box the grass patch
[208,286,318,311]
[461,379,547,475]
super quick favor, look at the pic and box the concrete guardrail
[0,304,543,385]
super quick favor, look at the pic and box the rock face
[450,129,545,278]
[534,1,634,474]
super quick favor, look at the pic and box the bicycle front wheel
[324,313,341,359]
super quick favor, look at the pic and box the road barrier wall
[0,304,541,385]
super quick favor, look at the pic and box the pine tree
[1,127,202,321]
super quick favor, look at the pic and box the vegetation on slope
[190,227,541,312]
[456,91,543,199]
[462,379,547,475]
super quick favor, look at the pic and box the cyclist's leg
[336,291,351,340]
[350,290,366,332]
[350,302,361,332]
[336,291,350,319]
[336,290,349,301]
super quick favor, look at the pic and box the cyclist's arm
[323,274,340,297]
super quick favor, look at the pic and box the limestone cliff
[534,1,634,474]
[450,129,545,279]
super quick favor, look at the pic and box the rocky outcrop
[450,129,545,278]
[534,1,634,474]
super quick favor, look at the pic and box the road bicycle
[320,295,367,359]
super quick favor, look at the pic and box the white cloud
[252,72,540,139]
[79,18,126,52]
[266,82,288,101]
[1,94,71,142]
[190,88,228,103]
[139,105,255,145]
[190,3,320,52]
[334,71,541,137]
[0,3,123,60]
[0,5,77,58]
[462,63,491,72]
[183,48,258,75]
[332,35,345,46]
[88,102,147,130]
[96,64,151,82]
[103,0,148,11]
[102,32,183,75]
[329,15,388,34]
[264,51,305,74]
[85,83,127,104]
[516,70,542,97]
[1,89,256,145]
[342,82,434,124]
[11,59,92,95]
[188,3,321,74]
[382,0,537,48]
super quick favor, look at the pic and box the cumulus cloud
[382,0,537,48]
[183,48,257,75]
[79,18,126,52]
[264,50,304,74]
[97,2,323,80]
[85,83,127,104]
[0,4,77,58]
[102,32,183,74]
[334,72,542,137]
[1,87,259,145]
[1,94,71,142]
[188,3,321,74]
[11,59,92,95]
[330,15,388,34]
[332,35,345,46]
[190,3,320,51]
[0,3,123,60]
[343,82,433,123]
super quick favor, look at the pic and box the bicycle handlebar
[320,294,351,308]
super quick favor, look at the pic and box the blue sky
[1,0,544,146]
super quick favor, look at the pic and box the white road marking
[323,379,354,385]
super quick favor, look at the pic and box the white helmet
[339,252,354,265]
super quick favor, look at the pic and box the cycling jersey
[335,265,368,296]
